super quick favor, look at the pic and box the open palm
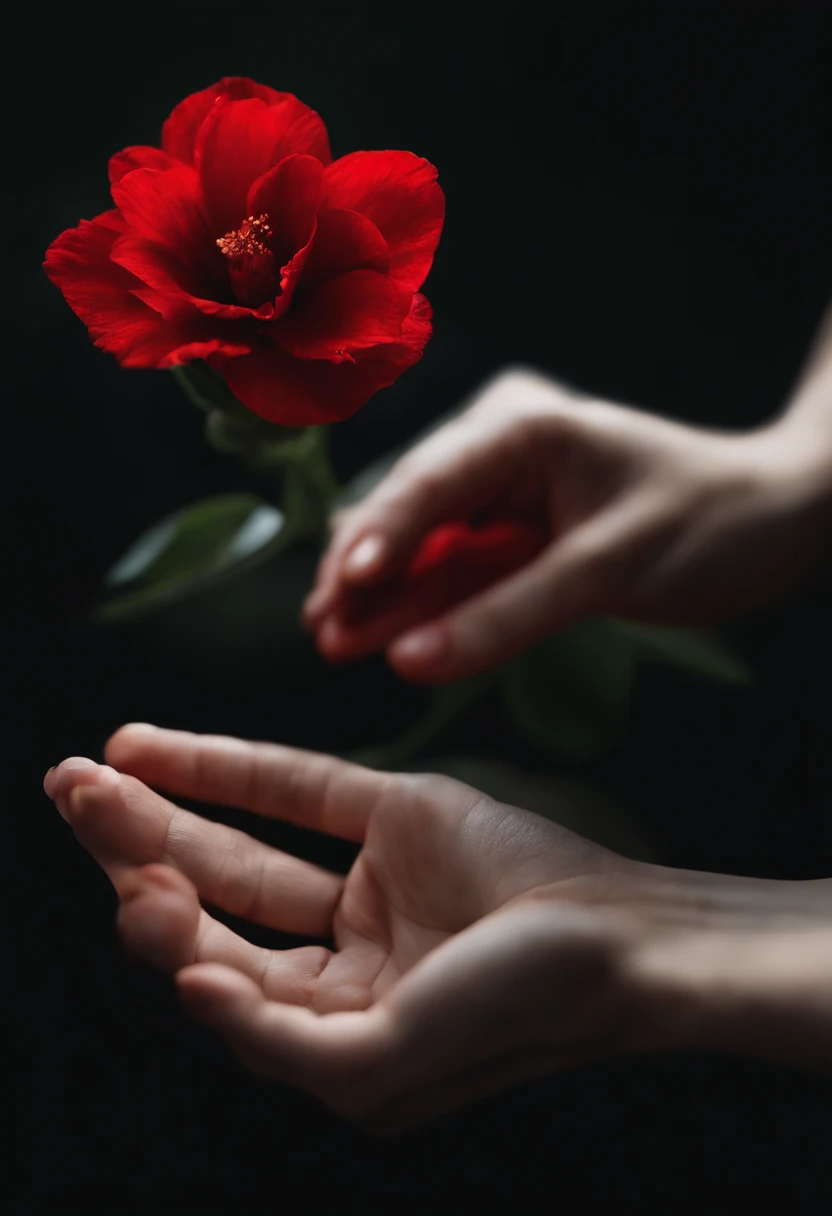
[47,723,640,1129]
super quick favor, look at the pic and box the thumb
[386,496,658,682]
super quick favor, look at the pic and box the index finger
[104,724,385,842]
[303,413,523,629]
[304,368,567,627]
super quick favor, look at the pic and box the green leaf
[608,620,752,684]
[93,493,286,622]
[502,620,637,761]
[502,617,749,762]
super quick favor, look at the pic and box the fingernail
[44,756,96,801]
[44,757,95,821]
[392,626,448,667]
[345,535,385,579]
[45,758,122,821]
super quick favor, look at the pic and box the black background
[9,0,832,1209]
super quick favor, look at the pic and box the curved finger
[48,759,344,935]
[303,368,566,631]
[104,724,384,842]
[303,416,532,628]
[117,864,331,1003]
[315,518,546,663]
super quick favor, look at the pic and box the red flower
[403,519,546,581]
[44,77,444,425]
[319,518,547,662]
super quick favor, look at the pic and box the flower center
[216,214,276,308]
[216,213,272,259]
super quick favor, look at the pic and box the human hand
[45,726,832,1133]
[303,367,830,683]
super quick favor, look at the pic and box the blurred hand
[46,725,832,1133]
[303,367,829,683]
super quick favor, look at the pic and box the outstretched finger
[47,759,344,936]
[104,724,387,842]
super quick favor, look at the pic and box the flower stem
[171,363,341,542]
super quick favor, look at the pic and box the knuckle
[472,365,574,419]
[391,460,445,503]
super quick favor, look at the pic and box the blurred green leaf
[502,621,636,761]
[93,494,286,622]
[503,617,749,762]
[609,620,751,684]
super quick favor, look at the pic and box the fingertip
[43,766,59,799]
[301,589,328,629]
[113,722,159,740]
[387,626,450,680]
[315,615,350,661]
[343,534,387,583]
[46,758,123,822]
[104,722,158,765]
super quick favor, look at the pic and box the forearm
[626,870,832,1075]
[767,300,832,501]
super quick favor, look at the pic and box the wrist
[626,869,832,1072]
[691,936,832,1072]
[759,405,832,527]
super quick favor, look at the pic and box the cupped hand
[303,367,827,683]
[45,726,832,1132]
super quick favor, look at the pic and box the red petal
[161,77,315,165]
[196,98,331,236]
[301,207,389,291]
[45,210,153,355]
[219,293,432,425]
[246,154,323,268]
[273,270,411,360]
[108,145,175,184]
[44,210,251,368]
[321,152,444,292]
[323,518,547,660]
[110,165,218,281]
[111,236,274,320]
[406,520,547,579]
[154,337,252,369]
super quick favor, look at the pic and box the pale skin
[42,729,832,1135]
[46,305,832,1130]
[303,321,832,680]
